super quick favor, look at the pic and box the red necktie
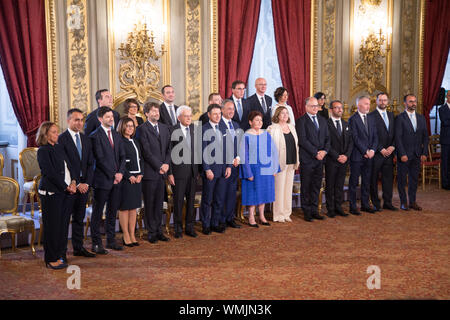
[107,129,114,148]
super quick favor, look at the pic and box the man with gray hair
[168,105,199,238]
[348,95,378,215]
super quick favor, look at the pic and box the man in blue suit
[230,80,251,132]
[219,99,242,229]
[348,95,378,215]
[89,106,126,253]
[395,94,429,211]
[200,104,232,234]
[295,96,330,222]
[438,90,450,190]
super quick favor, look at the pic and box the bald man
[246,78,273,129]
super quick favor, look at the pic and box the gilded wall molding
[44,0,59,126]
[209,0,218,94]
[417,0,425,114]
[311,0,319,95]
[185,0,202,117]
[400,0,416,98]
[321,0,336,99]
[67,0,91,114]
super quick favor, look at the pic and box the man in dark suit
[135,102,171,243]
[246,78,272,129]
[368,92,398,211]
[325,100,353,218]
[84,89,120,136]
[219,99,242,229]
[89,106,126,253]
[159,85,179,127]
[230,80,251,132]
[59,108,96,261]
[348,95,378,215]
[168,105,199,238]
[395,94,429,211]
[296,97,330,222]
[438,90,450,190]
[200,104,232,234]
[199,93,222,125]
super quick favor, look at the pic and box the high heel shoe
[249,223,259,228]
[132,242,139,247]
[122,238,134,247]
[261,221,271,226]
[46,261,67,270]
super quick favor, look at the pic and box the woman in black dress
[36,121,76,269]
[117,117,144,247]
[314,91,329,119]
[124,98,144,128]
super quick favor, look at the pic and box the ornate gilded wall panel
[209,0,218,94]
[45,0,59,125]
[67,0,91,113]
[400,0,416,97]
[311,0,319,95]
[185,0,202,117]
[321,0,336,99]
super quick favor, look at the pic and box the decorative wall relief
[321,0,336,99]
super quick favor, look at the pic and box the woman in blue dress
[240,111,280,227]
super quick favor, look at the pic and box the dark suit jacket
[84,107,120,137]
[326,118,353,162]
[202,121,231,176]
[439,104,450,145]
[121,137,144,179]
[220,118,241,161]
[246,93,272,129]
[89,126,126,190]
[159,102,179,127]
[169,123,199,179]
[395,111,429,159]
[58,130,94,186]
[37,144,72,193]
[295,114,330,166]
[230,96,251,132]
[135,121,171,180]
[199,112,209,125]
[348,112,379,162]
[368,109,395,152]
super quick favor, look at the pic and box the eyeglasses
[309,105,320,108]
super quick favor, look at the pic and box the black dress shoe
[312,214,325,220]
[335,208,349,217]
[174,232,183,239]
[373,206,383,212]
[202,228,211,235]
[46,262,68,270]
[326,211,336,218]
[61,255,68,264]
[211,225,225,233]
[400,204,410,211]
[122,239,134,247]
[361,207,375,213]
[409,202,422,211]
[148,236,158,243]
[260,221,271,226]
[442,185,450,190]
[349,208,361,215]
[73,247,96,257]
[106,243,123,251]
[227,220,241,228]
[383,204,398,211]
[92,245,108,254]
[304,216,313,222]
[158,234,170,241]
[185,230,198,238]
[248,223,259,228]
[132,242,140,246]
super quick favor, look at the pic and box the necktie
[336,120,342,136]
[228,120,235,137]
[169,105,176,125]
[410,113,416,132]
[312,116,319,131]
[107,129,114,148]
[261,97,267,113]
[75,133,82,159]
[363,115,368,134]
[154,124,159,135]
[185,126,191,147]
[237,100,243,120]
[382,112,389,130]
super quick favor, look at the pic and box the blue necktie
[382,112,389,130]
[410,113,416,132]
[312,116,319,131]
[75,133,82,160]
[237,100,243,120]
[185,127,191,147]
[229,121,235,137]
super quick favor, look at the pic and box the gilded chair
[32,175,44,246]
[0,153,4,176]
[19,147,40,217]
[164,181,174,235]
[0,176,36,257]
[422,142,441,190]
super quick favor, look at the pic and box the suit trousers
[221,166,239,223]
[300,162,323,217]
[91,184,122,246]
[200,175,225,228]
[273,164,295,221]
[39,192,66,263]
[173,173,196,234]
[397,156,420,205]
[62,191,89,254]
[325,160,348,212]
[349,158,373,209]
[442,144,450,188]
[370,154,394,207]
[142,178,165,238]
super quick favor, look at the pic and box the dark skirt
[120,179,142,210]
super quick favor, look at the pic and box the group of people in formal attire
[36,79,433,270]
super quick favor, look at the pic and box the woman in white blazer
[267,106,299,222]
